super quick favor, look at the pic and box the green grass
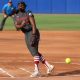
[35,14,80,30]
[0,14,15,30]
[0,14,80,30]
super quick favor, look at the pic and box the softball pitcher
[13,2,54,77]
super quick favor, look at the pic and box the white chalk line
[19,67,80,77]
[24,61,80,66]
[0,61,80,78]
[53,62,80,66]
[0,68,15,78]
[70,75,80,77]
[0,60,80,66]
[0,67,80,78]
[19,61,80,77]
[19,68,32,74]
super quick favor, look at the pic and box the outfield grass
[0,14,80,30]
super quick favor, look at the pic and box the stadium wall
[0,0,80,14]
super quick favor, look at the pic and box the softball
[65,58,71,64]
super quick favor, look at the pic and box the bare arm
[2,10,8,17]
[29,16,37,34]
[14,20,26,29]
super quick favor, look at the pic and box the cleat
[47,65,54,75]
[30,71,40,77]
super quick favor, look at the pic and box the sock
[38,53,51,69]
[34,56,40,72]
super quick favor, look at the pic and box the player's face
[8,2,12,6]
[18,4,25,12]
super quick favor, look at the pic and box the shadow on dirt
[55,70,80,76]
[41,70,80,77]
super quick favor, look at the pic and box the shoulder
[2,4,8,10]
[27,10,34,17]
[11,4,15,8]
[3,4,8,8]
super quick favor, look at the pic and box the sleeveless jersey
[13,11,33,33]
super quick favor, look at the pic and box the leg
[25,30,40,77]
[25,30,54,77]
[38,53,54,75]
[0,17,8,31]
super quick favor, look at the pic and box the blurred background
[0,0,80,30]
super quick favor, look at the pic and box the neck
[19,10,25,13]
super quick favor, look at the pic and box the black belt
[21,25,32,33]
